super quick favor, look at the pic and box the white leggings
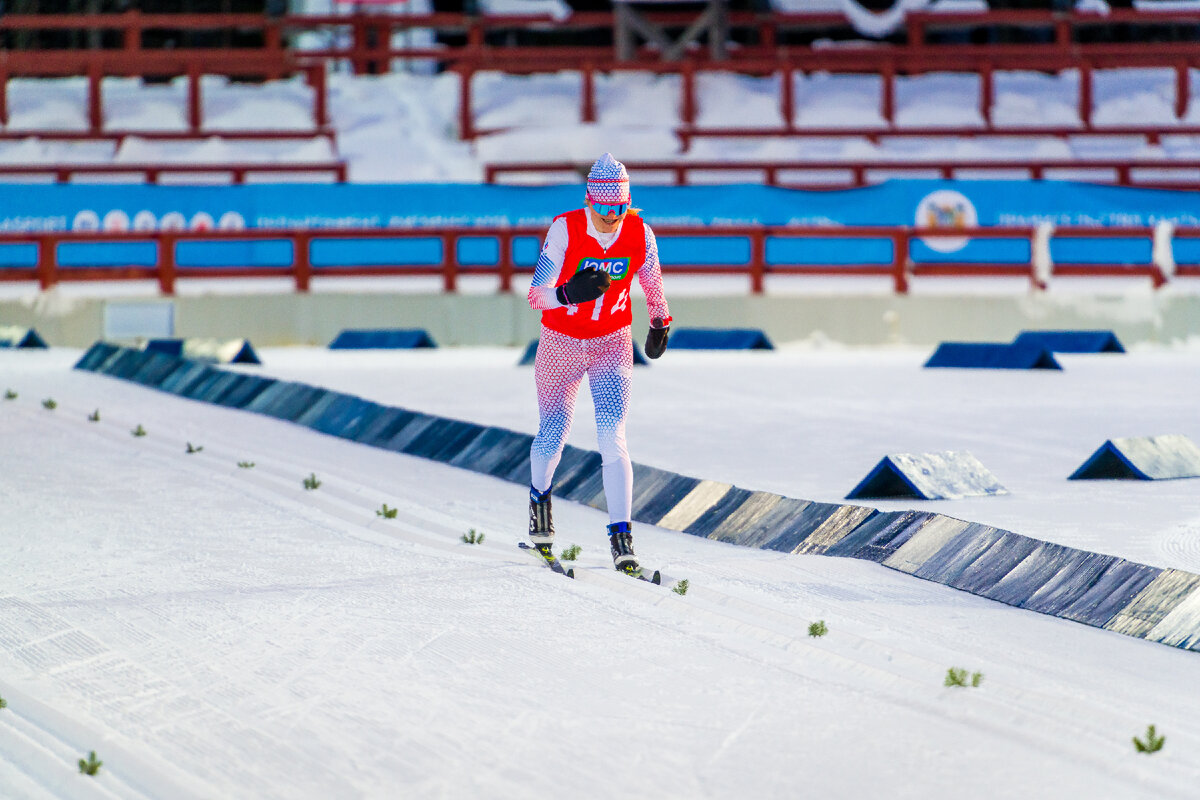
[530,326,634,523]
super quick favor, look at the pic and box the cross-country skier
[526,153,672,576]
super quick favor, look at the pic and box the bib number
[565,287,630,321]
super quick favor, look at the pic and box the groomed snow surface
[3,344,1200,799]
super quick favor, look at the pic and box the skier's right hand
[556,268,611,306]
[644,317,670,359]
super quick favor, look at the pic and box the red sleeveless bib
[541,208,646,339]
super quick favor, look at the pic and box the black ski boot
[608,521,639,574]
[529,486,554,546]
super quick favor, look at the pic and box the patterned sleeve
[527,217,568,311]
[637,223,670,321]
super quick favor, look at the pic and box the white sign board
[104,301,175,341]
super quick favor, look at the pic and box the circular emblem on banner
[132,210,158,231]
[102,210,130,232]
[73,210,100,231]
[218,211,246,231]
[190,212,215,231]
[160,211,187,231]
[915,190,977,253]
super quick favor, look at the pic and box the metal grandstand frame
[0,8,1198,185]
[0,223,1193,295]
[484,158,1200,191]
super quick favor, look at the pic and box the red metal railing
[0,162,348,183]
[674,125,1200,151]
[285,8,1200,73]
[456,52,1200,140]
[0,130,337,144]
[1,10,1199,181]
[5,8,1198,58]
[0,224,1193,296]
[0,50,330,140]
[3,10,1200,137]
[0,11,288,48]
[269,10,1200,139]
[0,46,338,181]
[903,8,1200,47]
[485,159,1200,191]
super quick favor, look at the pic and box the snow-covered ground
[2,342,1200,799]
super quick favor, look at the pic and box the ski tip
[652,570,662,585]
[567,568,576,579]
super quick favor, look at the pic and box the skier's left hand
[644,317,670,359]
[556,269,611,306]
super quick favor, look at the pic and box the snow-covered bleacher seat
[0,74,343,184]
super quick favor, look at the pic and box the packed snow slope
[1,345,1199,800]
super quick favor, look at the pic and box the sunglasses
[592,201,629,217]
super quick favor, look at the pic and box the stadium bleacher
[1,3,1199,185]
[0,7,340,182]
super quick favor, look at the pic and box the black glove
[644,318,670,359]
[556,269,611,306]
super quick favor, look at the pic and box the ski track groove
[0,710,130,800]
[1154,517,1200,574]
[0,689,178,800]
[35,396,466,549]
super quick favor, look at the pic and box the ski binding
[519,542,575,579]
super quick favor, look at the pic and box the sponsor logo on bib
[575,257,630,281]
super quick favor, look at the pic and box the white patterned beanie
[585,153,631,205]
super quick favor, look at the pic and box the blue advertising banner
[0,180,1196,268]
